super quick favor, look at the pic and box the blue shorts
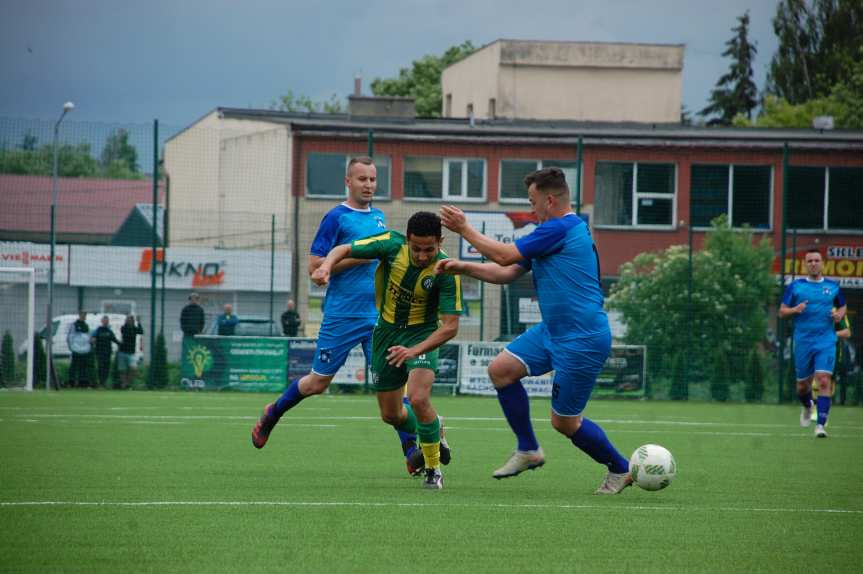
[794,341,835,380]
[506,323,611,416]
[312,315,376,376]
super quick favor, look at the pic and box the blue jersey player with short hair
[780,249,847,438]
[437,167,633,494]
[252,156,433,472]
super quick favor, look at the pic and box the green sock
[417,417,441,444]
[396,403,418,435]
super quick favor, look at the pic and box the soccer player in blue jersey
[437,167,632,494]
[779,249,847,438]
[251,156,427,470]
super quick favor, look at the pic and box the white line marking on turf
[0,500,860,514]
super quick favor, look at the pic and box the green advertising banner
[181,336,289,392]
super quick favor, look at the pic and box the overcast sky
[1,0,780,130]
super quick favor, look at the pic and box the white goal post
[0,267,35,391]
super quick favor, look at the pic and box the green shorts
[370,321,438,392]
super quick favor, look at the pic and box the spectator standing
[180,293,206,338]
[117,314,143,389]
[91,315,120,388]
[280,299,301,337]
[67,310,92,388]
[217,304,240,336]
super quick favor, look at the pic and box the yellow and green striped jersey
[350,230,463,327]
[835,313,851,363]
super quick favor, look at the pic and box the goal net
[0,268,35,391]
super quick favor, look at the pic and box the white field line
[6,412,863,431]
[0,499,860,515]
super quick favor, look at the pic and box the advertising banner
[181,336,288,392]
[774,244,863,289]
[70,245,291,292]
[0,242,70,284]
[457,342,646,398]
[459,212,538,260]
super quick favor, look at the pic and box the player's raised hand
[310,267,330,287]
[386,345,416,368]
[440,205,467,233]
[435,259,463,275]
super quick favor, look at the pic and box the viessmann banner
[69,245,291,292]
[0,242,70,284]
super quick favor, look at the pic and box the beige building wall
[164,112,290,248]
[442,40,684,123]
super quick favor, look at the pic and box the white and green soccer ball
[629,444,676,491]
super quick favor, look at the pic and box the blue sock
[798,391,813,408]
[496,381,539,452]
[816,395,831,426]
[272,378,306,419]
[397,396,417,448]
[571,418,629,474]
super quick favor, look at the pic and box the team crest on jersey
[823,287,831,295]
[375,216,385,229]
[319,349,331,363]
[421,276,435,291]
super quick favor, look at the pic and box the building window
[466,103,474,118]
[404,157,485,201]
[595,162,676,228]
[788,166,863,231]
[691,164,771,229]
[306,153,390,199]
[488,98,496,119]
[445,94,452,117]
[499,159,580,203]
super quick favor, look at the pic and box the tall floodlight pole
[46,101,74,390]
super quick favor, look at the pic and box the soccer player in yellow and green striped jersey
[311,211,463,489]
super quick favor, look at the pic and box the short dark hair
[406,211,442,239]
[347,156,374,175]
[524,167,569,195]
[805,249,822,257]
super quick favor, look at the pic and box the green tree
[371,41,476,117]
[101,129,138,173]
[150,332,168,389]
[19,133,38,151]
[607,216,776,384]
[1,331,15,386]
[767,0,863,104]
[33,334,46,387]
[271,90,344,114]
[0,143,99,177]
[669,352,688,400]
[701,12,759,125]
[745,348,765,402]
[710,347,732,401]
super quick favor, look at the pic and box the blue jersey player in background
[780,249,847,438]
[252,156,428,472]
[437,167,632,494]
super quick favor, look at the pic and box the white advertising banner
[69,246,291,292]
[0,242,70,284]
[458,342,553,396]
[459,212,538,260]
[331,344,368,385]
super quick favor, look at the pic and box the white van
[23,313,144,364]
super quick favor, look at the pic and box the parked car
[22,313,144,364]
[204,314,279,337]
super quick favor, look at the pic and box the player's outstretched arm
[308,254,373,276]
[439,205,523,266]
[310,244,353,286]
[435,258,527,285]
[386,314,460,368]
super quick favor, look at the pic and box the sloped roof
[0,175,164,239]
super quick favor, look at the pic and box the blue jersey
[514,213,609,340]
[782,278,845,347]
[310,203,386,318]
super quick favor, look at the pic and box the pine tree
[669,352,689,400]
[700,11,759,125]
[150,333,168,389]
[33,334,46,386]
[1,331,16,386]
[744,349,765,402]
[710,348,731,402]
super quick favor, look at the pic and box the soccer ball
[629,444,676,491]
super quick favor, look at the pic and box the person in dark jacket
[281,299,301,337]
[90,315,120,388]
[217,304,239,336]
[67,310,92,388]
[180,293,205,337]
[117,314,143,389]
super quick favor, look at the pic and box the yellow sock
[421,441,441,469]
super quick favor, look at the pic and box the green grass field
[1,390,862,573]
